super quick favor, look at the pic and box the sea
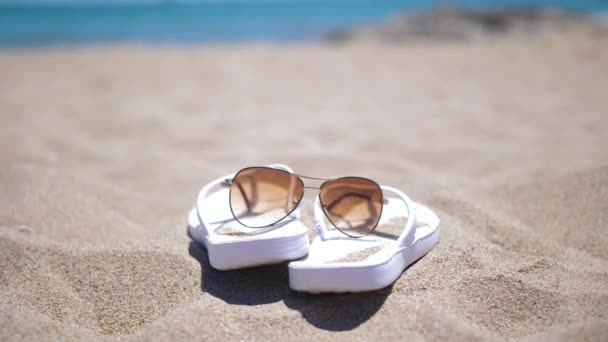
[0,0,607,48]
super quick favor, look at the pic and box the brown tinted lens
[229,167,304,228]
[319,177,383,237]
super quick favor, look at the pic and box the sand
[1,34,608,340]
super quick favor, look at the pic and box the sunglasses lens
[319,177,383,237]
[229,167,304,228]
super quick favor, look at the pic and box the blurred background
[1,0,607,48]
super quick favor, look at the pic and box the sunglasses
[223,166,387,238]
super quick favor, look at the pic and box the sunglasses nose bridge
[292,173,335,194]
[300,177,326,192]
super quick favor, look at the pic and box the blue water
[0,0,607,48]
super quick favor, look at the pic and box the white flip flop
[188,164,310,270]
[288,186,440,293]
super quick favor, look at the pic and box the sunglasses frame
[226,166,385,238]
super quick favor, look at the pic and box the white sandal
[187,164,309,270]
[288,186,440,293]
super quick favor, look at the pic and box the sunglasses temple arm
[194,173,239,240]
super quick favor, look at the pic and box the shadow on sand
[188,241,391,331]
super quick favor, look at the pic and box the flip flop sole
[288,203,439,293]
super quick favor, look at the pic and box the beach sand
[1,34,607,340]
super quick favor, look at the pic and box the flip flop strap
[314,185,417,247]
[194,164,297,237]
